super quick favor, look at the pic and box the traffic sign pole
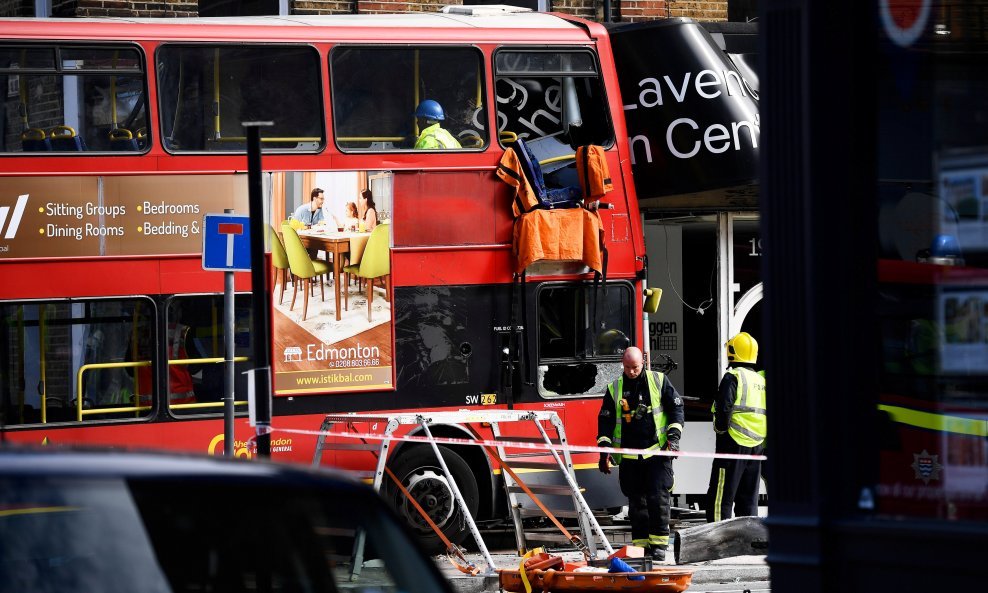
[244,121,273,458]
[223,209,236,458]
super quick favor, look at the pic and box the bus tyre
[386,445,479,554]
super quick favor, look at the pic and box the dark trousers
[705,432,764,522]
[618,454,674,547]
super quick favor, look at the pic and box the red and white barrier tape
[266,425,766,461]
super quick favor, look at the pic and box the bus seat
[21,128,51,151]
[510,137,581,210]
[109,128,139,151]
[49,125,87,151]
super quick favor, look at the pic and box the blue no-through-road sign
[202,213,252,272]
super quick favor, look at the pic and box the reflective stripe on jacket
[716,367,766,447]
[609,370,668,463]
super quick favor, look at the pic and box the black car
[0,447,454,593]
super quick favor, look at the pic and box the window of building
[164,295,252,417]
[872,11,988,523]
[156,45,324,152]
[494,49,614,150]
[536,282,633,398]
[0,298,155,425]
[0,45,149,153]
[331,46,488,151]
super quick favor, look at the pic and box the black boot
[649,546,666,562]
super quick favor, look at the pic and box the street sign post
[202,212,251,456]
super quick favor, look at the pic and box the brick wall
[292,0,353,14]
[0,0,33,16]
[52,0,197,17]
[0,1,729,25]
[666,0,727,21]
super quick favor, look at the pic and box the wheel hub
[401,469,455,533]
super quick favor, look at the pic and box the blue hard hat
[930,234,961,257]
[414,99,445,121]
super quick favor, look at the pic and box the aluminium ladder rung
[507,484,581,495]
[517,507,582,519]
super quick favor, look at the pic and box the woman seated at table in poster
[359,189,378,232]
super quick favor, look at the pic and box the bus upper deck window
[156,45,324,153]
[331,46,488,152]
[494,49,614,151]
[0,44,149,154]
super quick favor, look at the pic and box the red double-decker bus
[0,7,656,547]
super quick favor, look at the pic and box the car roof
[0,445,366,491]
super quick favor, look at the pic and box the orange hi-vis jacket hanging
[576,145,613,199]
[497,146,541,217]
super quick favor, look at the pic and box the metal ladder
[311,410,614,579]
[491,412,614,559]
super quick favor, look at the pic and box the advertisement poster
[0,175,247,258]
[1,171,394,396]
[270,171,394,395]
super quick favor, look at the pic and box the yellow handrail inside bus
[476,62,483,110]
[167,60,184,146]
[77,361,152,421]
[540,154,576,166]
[76,356,249,420]
[413,49,420,138]
[171,401,249,411]
[16,308,24,424]
[210,302,219,357]
[167,356,249,411]
[500,131,518,143]
[336,136,405,142]
[169,357,248,366]
[110,50,121,136]
[207,136,321,143]
[40,305,48,424]
[213,48,221,140]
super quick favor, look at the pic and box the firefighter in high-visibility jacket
[706,332,767,522]
[597,346,684,561]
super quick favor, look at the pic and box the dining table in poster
[296,228,370,322]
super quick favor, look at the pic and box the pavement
[436,548,769,593]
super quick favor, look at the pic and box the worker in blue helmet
[413,99,462,149]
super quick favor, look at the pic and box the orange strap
[348,425,480,576]
[482,444,589,558]
[384,465,481,575]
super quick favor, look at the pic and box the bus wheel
[386,445,479,554]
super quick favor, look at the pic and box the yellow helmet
[726,332,758,364]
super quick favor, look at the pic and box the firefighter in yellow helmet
[705,332,766,522]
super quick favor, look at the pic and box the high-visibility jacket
[415,123,462,149]
[496,146,540,217]
[138,323,195,405]
[608,371,670,463]
[713,367,766,447]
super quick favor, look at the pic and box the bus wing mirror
[644,288,662,314]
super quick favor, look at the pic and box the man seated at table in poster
[292,188,326,227]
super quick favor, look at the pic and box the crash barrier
[307,410,614,579]
[264,411,766,579]
[275,418,768,462]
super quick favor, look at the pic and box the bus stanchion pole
[223,208,236,457]
[244,121,273,458]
